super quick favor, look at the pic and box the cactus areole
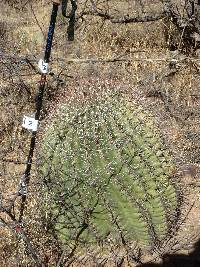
[39,91,179,251]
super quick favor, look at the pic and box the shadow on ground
[137,240,200,267]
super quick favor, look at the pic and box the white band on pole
[22,116,39,132]
[38,59,48,74]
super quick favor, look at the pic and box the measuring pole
[19,0,61,221]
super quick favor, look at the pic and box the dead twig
[0,217,43,267]
[1,51,200,66]
[87,0,166,24]
[29,3,45,38]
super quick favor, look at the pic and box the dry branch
[0,218,43,267]
[1,51,200,66]
[80,0,166,23]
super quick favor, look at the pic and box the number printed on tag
[22,116,38,132]
[38,59,48,74]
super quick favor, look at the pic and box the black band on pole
[44,3,59,63]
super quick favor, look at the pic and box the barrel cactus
[38,89,180,259]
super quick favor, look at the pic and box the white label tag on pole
[38,59,48,74]
[22,116,39,132]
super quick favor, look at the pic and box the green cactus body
[39,92,179,250]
